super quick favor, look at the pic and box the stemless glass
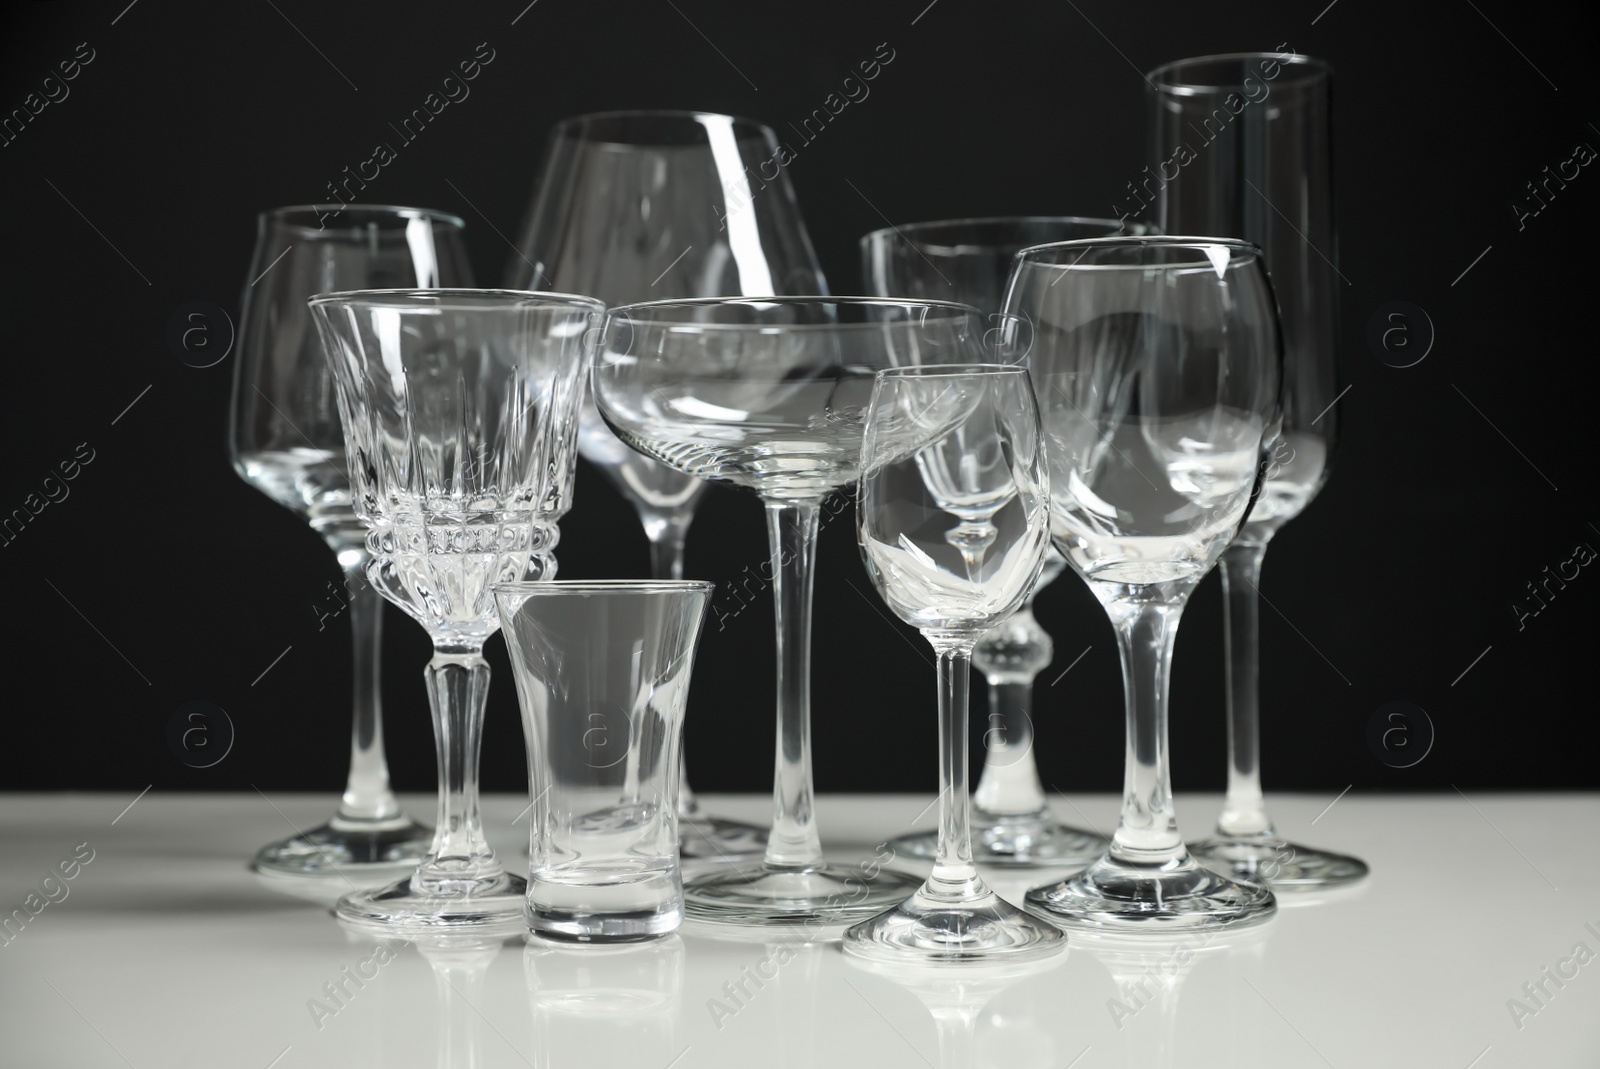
[508,109,829,861]
[495,580,714,943]
[1006,237,1281,930]
[861,216,1151,867]
[230,204,472,876]
[592,297,989,927]
[310,289,599,931]
[845,365,1064,963]
[1147,53,1366,888]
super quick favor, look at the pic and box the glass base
[683,862,924,928]
[1189,834,1369,890]
[251,815,432,877]
[679,815,769,863]
[527,901,682,944]
[335,870,528,934]
[1025,850,1276,931]
[842,881,1067,964]
[890,815,1106,868]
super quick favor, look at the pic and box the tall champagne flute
[311,289,598,931]
[861,216,1151,866]
[1008,237,1281,930]
[230,205,470,875]
[1147,53,1367,887]
[593,297,988,926]
[508,110,829,861]
[846,365,1064,963]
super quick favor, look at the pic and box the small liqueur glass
[311,288,599,931]
[844,364,1064,963]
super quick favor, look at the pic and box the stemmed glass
[1007,237,1281,929]
[1147,54,1367,888]
[592,297,987,926]
[845,364,1065,962]
[310,289,599,930]
[508,110,829,862]
[230,205,471,875]
[861,216,1149,866]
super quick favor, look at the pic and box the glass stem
[413,646,501,892]
[1104,589,1190,866]
[971,680,1048,818]
[642,511,705,821]
[763,500,824,869]
[927,637,982,898]
[334,550,402,825]
[1218,541,1275,838]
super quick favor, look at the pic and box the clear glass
[861,216,1150,867]
[845,365,1064,963]
[310,288,600,931]
[1006,237,1281,930]
[525,935,684,1068]
[593,297,989,926]
[1147,54,1367,888]
[509,110,831,862]
[495,580,714,942]
[229,205,469,875]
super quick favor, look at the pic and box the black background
[2,1,1593,801]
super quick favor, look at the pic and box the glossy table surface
[1,791,1596,1068]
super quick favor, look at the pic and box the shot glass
[494,580,714,942]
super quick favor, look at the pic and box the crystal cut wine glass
[230,205,471,876]
[1147,53,1368,889]
[845,364,1065,963]
[592,297,991,927]
[862,216,1155,867]
[311,288,599,931]
[508,110,830,862]
[1006,237,1281,930]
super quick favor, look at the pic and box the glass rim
[491,579,716,596]
[875,362,1027,379]
[1145,51,1332,95]
[307,287,604,312]
[1013,235,1262,269]
[859,215,1138,250]
[260,204,467,231]
[552,108,777,141]
[606,294,984,321]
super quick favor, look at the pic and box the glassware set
[246,60,1368,961]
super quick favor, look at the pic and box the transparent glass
[593,297,990,926]
[310,288,600,931]
[1006,237,1281,930]
[495,580,714,942]
[861,216,1150,867]
[1147,54,1366,889]
[525,935,684,1068]
[509,111,831,862]
[846,365,1064,963]
[229,205,470,875]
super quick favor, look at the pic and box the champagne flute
[1008,236,1280,930]
[508,110,829,861]
[230,205,470,876]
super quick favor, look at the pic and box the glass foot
[679,815,768,863]
[843,881,1066,964]
[890,816,1106,868]
[335,871,528,934]
[251,815,432,877]
[1025,850,1276,931]
[683,863,923,928]
[1189,834,1369,890]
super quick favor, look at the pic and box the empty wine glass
[592,297,989,926]
[862,216,1153,867]
[310,289,599,931]
[845,364,1064,963]
[230,204,471,876]
[1147,53,1367,888]
[1006,237,1281,930]
[508,110,830,862]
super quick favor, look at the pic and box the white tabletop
[1,791,1595,1067]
